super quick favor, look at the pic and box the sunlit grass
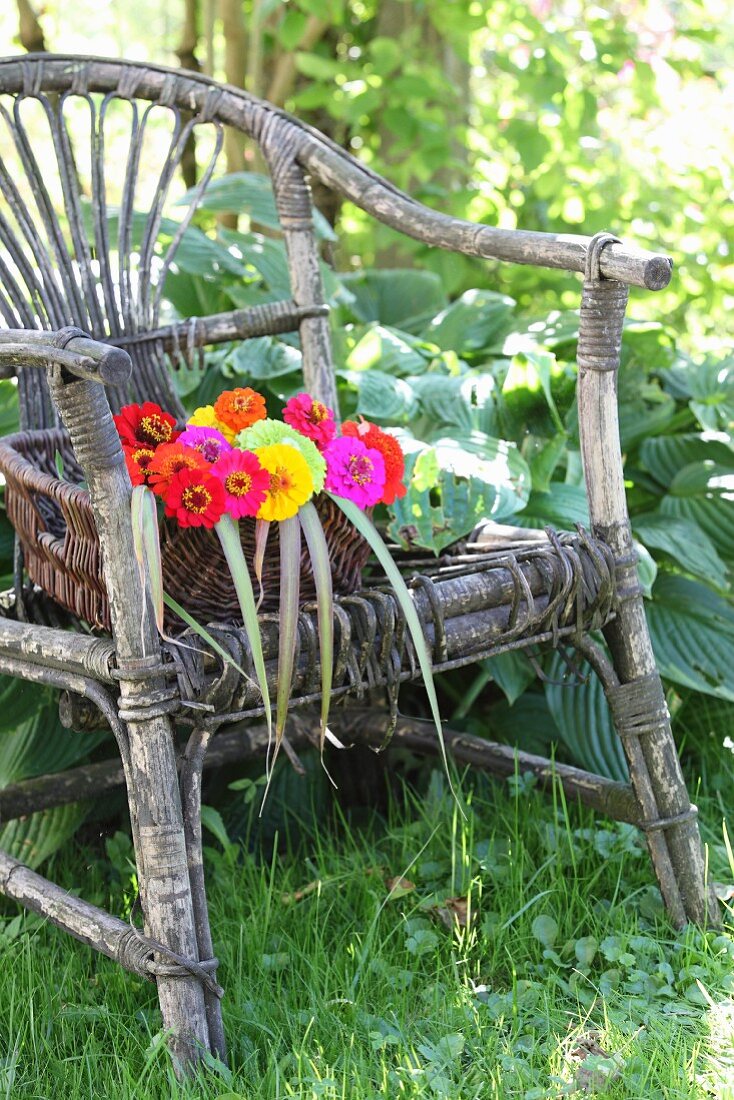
[0,759,732,1098]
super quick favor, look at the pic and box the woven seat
[0,53,717,1075]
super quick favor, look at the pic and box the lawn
[0,746,732,1099]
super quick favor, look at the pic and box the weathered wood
[576,242,718,927]
[0,713,642,827]
[268,156,340,414]
[0,847,153,970]
[0,331,132,386]
[0,56,673,291]
[48,373,212,1068]
[109,301,329,358]
[0,618,116,682]
[180,726,226,1061]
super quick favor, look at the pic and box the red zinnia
[114,402,179,448]
[164,467,226,528]
[123,443,156,487]
[342,419,407,505]
[147,442,208,498]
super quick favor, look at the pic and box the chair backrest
[0,55,343,429]
[0,55,671,434]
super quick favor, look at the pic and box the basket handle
[0,329,132,388]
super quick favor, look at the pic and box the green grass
[0,761,733,1099]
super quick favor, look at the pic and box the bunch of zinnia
[114,388,406,529]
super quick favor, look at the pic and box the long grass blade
[130,484,164,643]
[275,516,301,758]
[215,515,272,743]
[328,493,456,795]
[298,501,334,754]
[254,519,270,609]
[162,592,251,682]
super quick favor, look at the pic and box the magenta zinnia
[178,425,232,464]
[211,449,269,519]
[283,392,336,449]
[323,436,386,509]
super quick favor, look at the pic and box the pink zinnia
[211,448,269,519]
[283,393,336,449]
[323,436,386,509]
[178,425,232,464]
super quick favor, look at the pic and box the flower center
[133,446,156,469]
[232,394,253,413]
[140,414,173,444]
[196,438,224,463]
[225,471,253,497]
[348,453,374,486]
[181,485,212,514]
[269,466,294,494]
[308,401,328,424]
[166,456,193,476]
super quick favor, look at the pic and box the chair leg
[180,725,227,1064]
[119,696,213,1070]
[582,609,719,928]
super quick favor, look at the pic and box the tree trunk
[176,0,201,189]
[218,0,247,175]
[16,0,46,53]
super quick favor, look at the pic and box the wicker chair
[0,54,717,1071]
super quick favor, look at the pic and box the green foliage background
[0,0,733,856]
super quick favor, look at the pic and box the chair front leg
[576,235,719,927]
[44,352,214,1068]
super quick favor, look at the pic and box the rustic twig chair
[0,54,718,1072]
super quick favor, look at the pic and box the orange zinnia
[213,387,267,433]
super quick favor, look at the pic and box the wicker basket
[0,428,371,632]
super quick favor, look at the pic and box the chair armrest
[0,329,132,387]
[298,141,672,291]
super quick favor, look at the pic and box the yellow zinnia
[255,443,314,522]
[186,404,236,443]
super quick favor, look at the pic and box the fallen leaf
[432,896,472,930]
[714,882,734,902]
[568,1033,623,1094]
[385,876,415,899]
[281,880,320,905]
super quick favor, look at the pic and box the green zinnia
[236,418,326,493]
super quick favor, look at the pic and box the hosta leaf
[659,482,734,562]
[632,513,728,588]
[0,803,88,869]
[647,575,734,700]
[339,368,419,422]
[485,650,536,706]
[180,171,337,241]
[503,350,564,432]
[544,652,628,781]
[424,290,517,356]
[229,336,302,381]
[640,433,734,489]
[339,269,447,329]
[387,435,531,553]
[618,390,676,449]
[346,325,433,377]
[483,691,559,757]
[172,227,248,277]
[0,700,105,785]
[514,484,590,530]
